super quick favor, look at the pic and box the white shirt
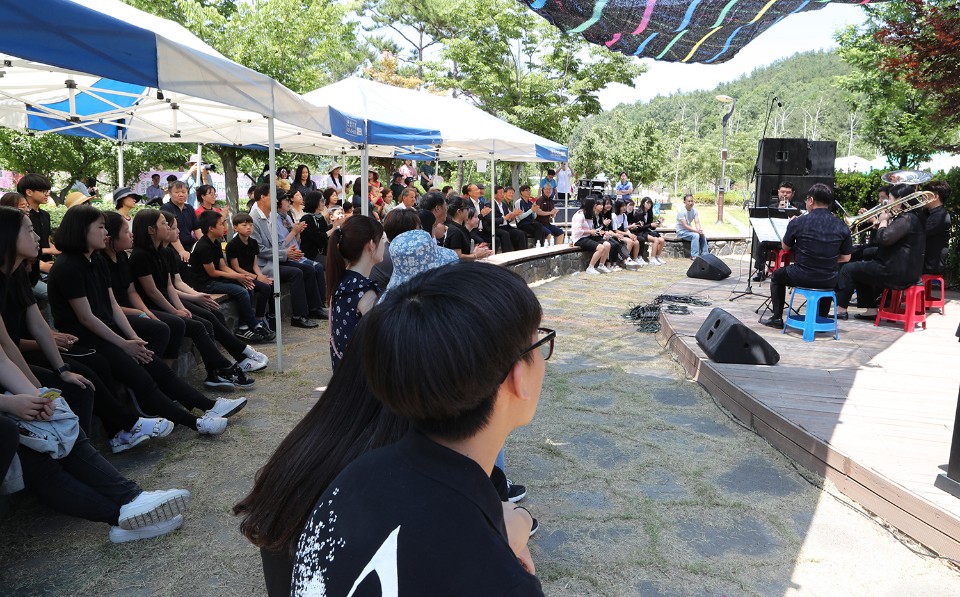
[570,211,594,243]
[612,212,629,232]
[556,168,572,194]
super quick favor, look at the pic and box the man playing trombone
[836,182,929,321]
[761,183,852,328]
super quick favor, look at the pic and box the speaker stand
[730,226,762,302]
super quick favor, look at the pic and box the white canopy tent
[301,77,569,250]
[0,0,378,370]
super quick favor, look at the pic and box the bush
[45,201,145,236]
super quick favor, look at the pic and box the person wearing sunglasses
[292,262,551,596]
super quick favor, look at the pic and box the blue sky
[596,3,868,109]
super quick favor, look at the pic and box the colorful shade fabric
[522,0,877,64]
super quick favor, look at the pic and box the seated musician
[923,180,951,276]
[753,181,803,281]
[761,183,852,328]
[849,185,892,262]
[836,183,928,320]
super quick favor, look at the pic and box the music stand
[729,207,795,302]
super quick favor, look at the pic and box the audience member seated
[326,216,384,369]
[417,191,447,242]
[299,191,337,261]
[290,164,317,196]
[571,199,612,275]
[19,174,58,301]
[48,206,244,436]
[444,197,493,262]
[291,263,544,595]
[491,186,528,252]
[380,229,458,300]
[369,208,421,290]
[191,210,273,346]
[531,184,564,246]
[0,344,191,543]
[511,186,547,247]
[0,191,27,210]
[250,184,325,328]
[160,180,200,264]
[675,194,709,260]
[628,197,665,265]
[226,213,274,335]
[598,198,627,269]
[611,200,644,267]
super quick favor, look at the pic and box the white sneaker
[585,266,601,275]
[656,256,666,265]
[238,356,267,373]
[197,416,228,435]
[206,396,248,418]
[111,515,183,543]
[597,264,612,273]
[637,257,648,266]
[109,417,174,454]
[118,489,191,530]
[610,264,622,272]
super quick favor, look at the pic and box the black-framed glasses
[521,328,556,361]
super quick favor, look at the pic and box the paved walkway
[1,260,958,595]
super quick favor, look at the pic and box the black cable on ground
[624,294,712,333]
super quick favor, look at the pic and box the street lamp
[716,94,737,224]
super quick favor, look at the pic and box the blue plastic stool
[783,287,839,342]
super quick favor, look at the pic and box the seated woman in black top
[0,207,172,454]
[48,205,239,436]
[444,197,492,261]
[629,197,665,265]
[299,190,343,261]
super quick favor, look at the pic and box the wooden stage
[657,271,960,560]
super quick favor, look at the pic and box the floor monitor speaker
[687,254,731,281]
[695,308,780,365]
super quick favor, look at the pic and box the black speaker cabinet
[695,308,781,365]
[807,141,837,177]
[687,254,731,280]
[756,175,835,209]
[758,138,808,176]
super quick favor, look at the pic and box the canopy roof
[522,0,878,64]
[0,0,366,149]
[301,77,568,162]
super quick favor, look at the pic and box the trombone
[845,170,937,236]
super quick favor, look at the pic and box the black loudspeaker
[807,141,837,177]
[758,138,808,176]
[695,308,781,365]
[756,175,835,209]
[687,254,731,280]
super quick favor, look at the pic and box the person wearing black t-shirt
[226,212,273,327]
[292,263,545,596]
[49,205,242,436]
[444,197,493,261]
[190,210,272,342]
[923,180,951,275]
[18,174,58,300]
[760,184,853,328]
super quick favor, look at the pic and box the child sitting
[226,213,273,332]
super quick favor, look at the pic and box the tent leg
[490,152,496,254]
[268,118,283,372]
[117,143,124,187]
[360,141,369,217]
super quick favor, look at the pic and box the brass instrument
[845,170,936,235]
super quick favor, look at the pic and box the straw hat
[64,191,90,209]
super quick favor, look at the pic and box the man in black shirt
[923,180,951,275]
[293,263,545,596]
[18,174,57,298]
[761,184,853,328]
[836,183,927,320]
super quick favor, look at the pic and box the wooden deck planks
[656,273,960,560]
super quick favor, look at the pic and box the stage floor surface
[658,270,960,560]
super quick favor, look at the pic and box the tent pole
[268,117,283,372]
[360,140,369,217]
[490,148,496,255]
[117,142,124,187]
[195,143,203,209]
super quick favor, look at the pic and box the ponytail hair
[325,215,384,304]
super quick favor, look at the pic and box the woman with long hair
[1,208,172,454]
[49,206,236,435]
[325,216,384,369]
[290,164,316,196]
[234,318,408,596]
[611,199,644,267]
[299,190,344,261]
[570,198,611,274]
[633,197,665,265]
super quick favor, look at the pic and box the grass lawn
[656,202,750,236]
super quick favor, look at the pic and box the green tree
[835,19,952,169]
[0,130,115,199]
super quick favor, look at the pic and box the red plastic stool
[922,273,946,315]
[875,284,927,332]
[766,249,793,275]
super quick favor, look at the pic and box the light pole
[716,94,737,224]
